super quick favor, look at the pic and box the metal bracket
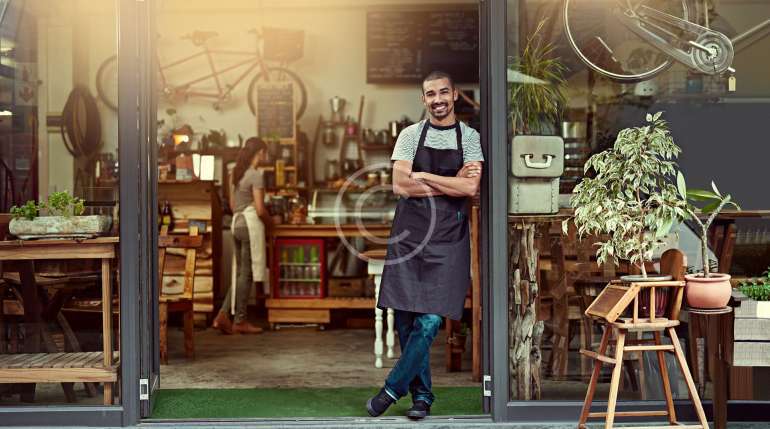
[483,375,492,397]
[139,378,149,401]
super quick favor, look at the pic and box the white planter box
[732,290,770,367]
[733,342,770,367]
[9,215,112,239]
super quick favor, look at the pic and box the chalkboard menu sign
[367,8,478,84]
[255,82,295,140]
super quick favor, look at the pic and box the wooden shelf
[361,143,394,151]
[0,352,118,383]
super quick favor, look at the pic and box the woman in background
[212,137,273,334]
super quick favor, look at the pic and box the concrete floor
[161,324,476,389]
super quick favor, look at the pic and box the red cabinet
[272,238,326,298]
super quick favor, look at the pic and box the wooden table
[686,306,734,429]
[702,210,770,273]
[508,210,573,400]
[0,237,118,405]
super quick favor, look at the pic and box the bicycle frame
[157,44,270,101]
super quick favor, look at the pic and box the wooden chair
[158,226,202,364]
[579,249,708,429]
[542,224,618,382]
[0,160,16,213]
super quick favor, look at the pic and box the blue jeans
[384,311,443,406]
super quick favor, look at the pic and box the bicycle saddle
[185,31,219,46]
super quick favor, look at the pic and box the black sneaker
[366,388,396,417]
[406,400,431,420]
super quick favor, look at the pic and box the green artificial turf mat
[151,387,483,419]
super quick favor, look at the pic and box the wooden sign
[255,82,295,141]
[585,283,640,323]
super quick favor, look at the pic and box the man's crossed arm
[392,160,482,198]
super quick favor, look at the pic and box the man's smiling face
[422,78,458,121]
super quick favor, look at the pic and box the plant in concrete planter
[677,177,740,308]
[567,112,689,281]
[9,191,111,239]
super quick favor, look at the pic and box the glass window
[508,0,770,403]
[1,0,120,406]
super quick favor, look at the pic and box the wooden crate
[328,277,365,297]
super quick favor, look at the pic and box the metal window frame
[0,0,141,426]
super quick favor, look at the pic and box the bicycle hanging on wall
[96,27,308,119]
[563,0,770,83]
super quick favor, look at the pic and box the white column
[386,308,395,359]
[369,259,385,368]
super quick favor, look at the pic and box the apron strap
[455,122,464,161]
[417,119,430,149]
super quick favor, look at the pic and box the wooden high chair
[579,249,708,429]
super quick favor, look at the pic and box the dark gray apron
[377,120,470,320]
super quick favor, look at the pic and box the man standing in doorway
[366,71,483,420]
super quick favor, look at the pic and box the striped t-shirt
[390,120,484,164]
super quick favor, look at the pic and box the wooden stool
[579,252,708,429]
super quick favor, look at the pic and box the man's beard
[430,102,452,120]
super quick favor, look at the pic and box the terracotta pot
[621,275,673,318]
[685,273,732,309]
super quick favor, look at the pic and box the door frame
[0,0,142,426]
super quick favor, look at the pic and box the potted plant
[508,19,566,136]
[9,191,112,239]
[567,112,690,310]
[677,176,740,309]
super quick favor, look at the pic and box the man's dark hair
[422,70,454,91]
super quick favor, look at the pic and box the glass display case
[306,188,396,225]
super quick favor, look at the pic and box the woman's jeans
[384,311,443,405]
[220,225,252,323]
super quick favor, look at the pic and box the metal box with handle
[508,135,564,214]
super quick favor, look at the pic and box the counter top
[270,223,391,238]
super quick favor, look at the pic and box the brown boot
[232,321,263,335]
[212,310,233,335]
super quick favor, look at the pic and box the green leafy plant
[44,191,85,217]
[10,191,85,220]
[10,200,39,220]
[508,18,567,135]
[566,112,689,277]
[676,176,740,278]
[738,266,770,301]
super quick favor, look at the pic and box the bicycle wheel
[564,0,688,82]
[95,55,118,112]
[247,66,308,120]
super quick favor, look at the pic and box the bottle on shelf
[160,200,174,230]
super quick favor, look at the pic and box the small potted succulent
[567,112,690,312]
[677,176,740,309]
[9,191,112,239]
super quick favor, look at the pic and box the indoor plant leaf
[687,189,720,201]
[676,172,687,199]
